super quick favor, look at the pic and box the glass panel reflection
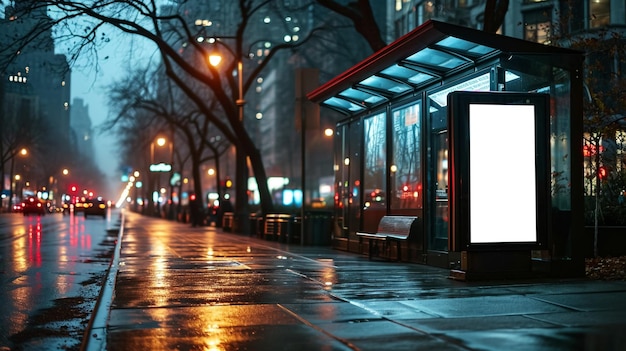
[435,37,496,57]
[323,97,365,112]
[381,65,437,86]
[406,47,468,70]
[338,87,386,104]
[359,76,411,94]
[363,112,387,231]
[391,101,422,210]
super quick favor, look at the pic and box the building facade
[1,1,72,205]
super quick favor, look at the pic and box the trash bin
[249,212,264,238]
[222,212,234,232]
[263,214,292,242]
[304,211,333,245]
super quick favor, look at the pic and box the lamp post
[150,137,171,217]
[8,148,28,212]
[208,50,249,233]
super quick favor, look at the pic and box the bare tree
[4,0,350,225]
[107,66,238,222]
[315,0,386,51]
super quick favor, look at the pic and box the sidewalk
[87,211,626,351]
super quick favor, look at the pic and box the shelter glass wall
[363,112,387,231]
[334,120,364,241]
[390,101,423,212]
[426,71,491,252]
[503,61,574,258]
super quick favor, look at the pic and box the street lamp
[208,48,248,232]
[149,136,174,217]
[8,148,28,211]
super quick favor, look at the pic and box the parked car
[22,197,46,216]
[84,198,107,218]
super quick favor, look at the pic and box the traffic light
[225,179,233,188]
[598,166,608,180]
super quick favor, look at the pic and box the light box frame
[447,91,550,251]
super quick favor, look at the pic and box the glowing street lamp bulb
[209,54,222,67]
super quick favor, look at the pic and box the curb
[80,210,126,351]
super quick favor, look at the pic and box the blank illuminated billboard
[469,104,537,243]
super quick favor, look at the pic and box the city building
[1,1,72,204]
[69,97,95,160]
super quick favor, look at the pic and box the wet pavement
[87,210,626,350]
[0,211,117,350]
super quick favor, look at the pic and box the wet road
[101,211,626,351]
[0,209,119,350]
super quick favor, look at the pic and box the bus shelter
[307,20,585,279]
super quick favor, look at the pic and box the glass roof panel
[380,65,437,86]
[359,75,412,94]
[435,37,496,56]
[323,96,366,112]
[339,88,386,104]
[405,47,469,70]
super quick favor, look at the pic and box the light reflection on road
[0,210,113,349]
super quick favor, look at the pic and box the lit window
[523,8,551,44]
[590,0,610,28]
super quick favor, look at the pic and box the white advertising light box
[448,92,550,250]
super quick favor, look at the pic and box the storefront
[307,20,585,279]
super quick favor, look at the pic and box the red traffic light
[598,166,608,180]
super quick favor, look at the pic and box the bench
[356,216,417,260]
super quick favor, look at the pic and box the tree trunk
[248,145,274,215]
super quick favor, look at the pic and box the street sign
[150,163,172,172]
